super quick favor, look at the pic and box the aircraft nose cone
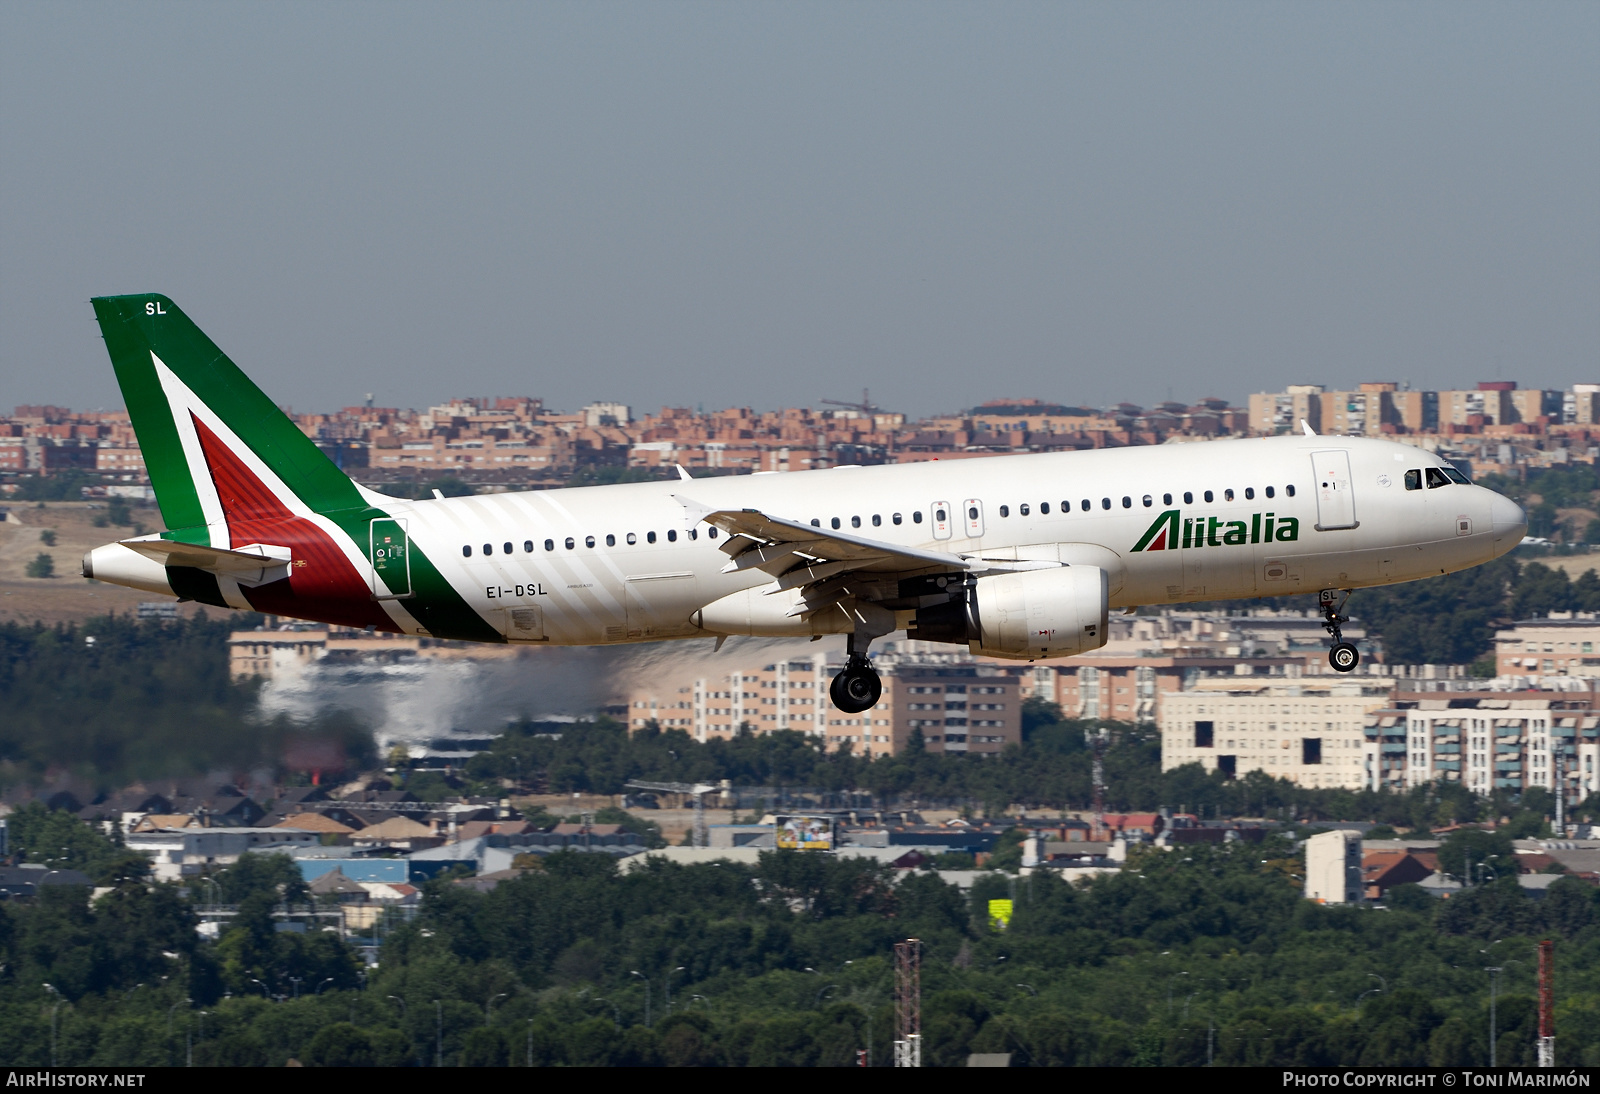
[1491,492,1527,544]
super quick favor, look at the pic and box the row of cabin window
[812,484,1300,529]
[996,483,1297,516]
[462,478,1314,555]
[463,526,722,557]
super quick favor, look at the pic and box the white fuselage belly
[395,434,1520,646]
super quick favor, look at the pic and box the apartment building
[1495,618,1600,677]
[1364,694,1599,802]
[622,655,1022,757]
[1247,386,1323,436]
[1159,681,1395,790]
[1319,384,1398,437]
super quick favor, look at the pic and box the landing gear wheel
[1318,589,1359,674]
[830,654,882,714]
[1329,642,1360,673]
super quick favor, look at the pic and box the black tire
[828,671,850,711]
[1329,642,1360,673]
[830,666,882,713]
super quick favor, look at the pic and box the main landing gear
[830,634,883,714]
[1319,588,1360,673]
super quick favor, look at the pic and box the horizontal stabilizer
[121,537,292,587]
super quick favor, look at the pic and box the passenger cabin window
[708,527,718,538]
[1040,502,1050,514]
[913,511,923,523]
[544,539,555,551]
[605,534,616,546]
[667,530,677,542]
[503,542,512,554]
[565,537,575,550]
[872,514,882,526]
[626,533,637,545]
[892,513,902,524]
[1121,496,1131,508]
[585,536,596,548]
[1405,469,1422,491]
[523,540,534,553]
[1244,487,1254,500]
[1142,495,1152,507]
[689,529,698,540]
[462,545,472,557]
[1163,494,1172,505]
[999,505,1009,517]
[1265,486,1275,499]
[1203,491,1214,503]
[811,519,821,527]
[851,516,861,528]
[1183,492,1193,504]
[1081,499,1090,511]
[832,517,841,529]
[647,532,657,543]
[1224,489,1234,502]
[1101,498,1111,510]
[482,543,493,556]
[1286,485,1296,497]
[1426,467,1452,489]
[1020,503,1030,516]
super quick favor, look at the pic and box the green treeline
[3,809,1600,1066]
[0,613,373,790]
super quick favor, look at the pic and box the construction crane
[822,388,881,417]
[625,780,719,848]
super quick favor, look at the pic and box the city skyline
[3,5,1596,415]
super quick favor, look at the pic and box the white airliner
[82,295,1528,713]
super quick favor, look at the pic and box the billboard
[775,814,836,852]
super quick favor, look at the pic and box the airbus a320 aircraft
[82,295,1527,713]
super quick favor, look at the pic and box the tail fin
[91,294,366,531]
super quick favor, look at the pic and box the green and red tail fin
[91,293,370,530]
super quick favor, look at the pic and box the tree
[25,553,55,578]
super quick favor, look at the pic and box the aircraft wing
[675,497,972,621]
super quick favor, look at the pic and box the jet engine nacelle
[907,565,1108,660]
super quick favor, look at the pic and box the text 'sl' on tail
[90,293,365,530]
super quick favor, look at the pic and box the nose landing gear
[829,633,883,714]
[1319,589,1360,673]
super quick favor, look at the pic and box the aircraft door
[1311,450,1358,530]
[962,498,985,538]
[368,518,412,599]
[931,501,953,540]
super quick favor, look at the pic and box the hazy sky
[2,2,1595,418]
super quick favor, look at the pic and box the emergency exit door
[369,518,412,599]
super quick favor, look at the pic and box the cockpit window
[1404,469,1422,491]
[1443,467,1470,485]
[1425,467,1452,489]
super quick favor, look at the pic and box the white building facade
[1160,683,1393,790]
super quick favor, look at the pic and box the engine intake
[907,566,1108,660]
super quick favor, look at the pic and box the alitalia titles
[1130,509,1299,553]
